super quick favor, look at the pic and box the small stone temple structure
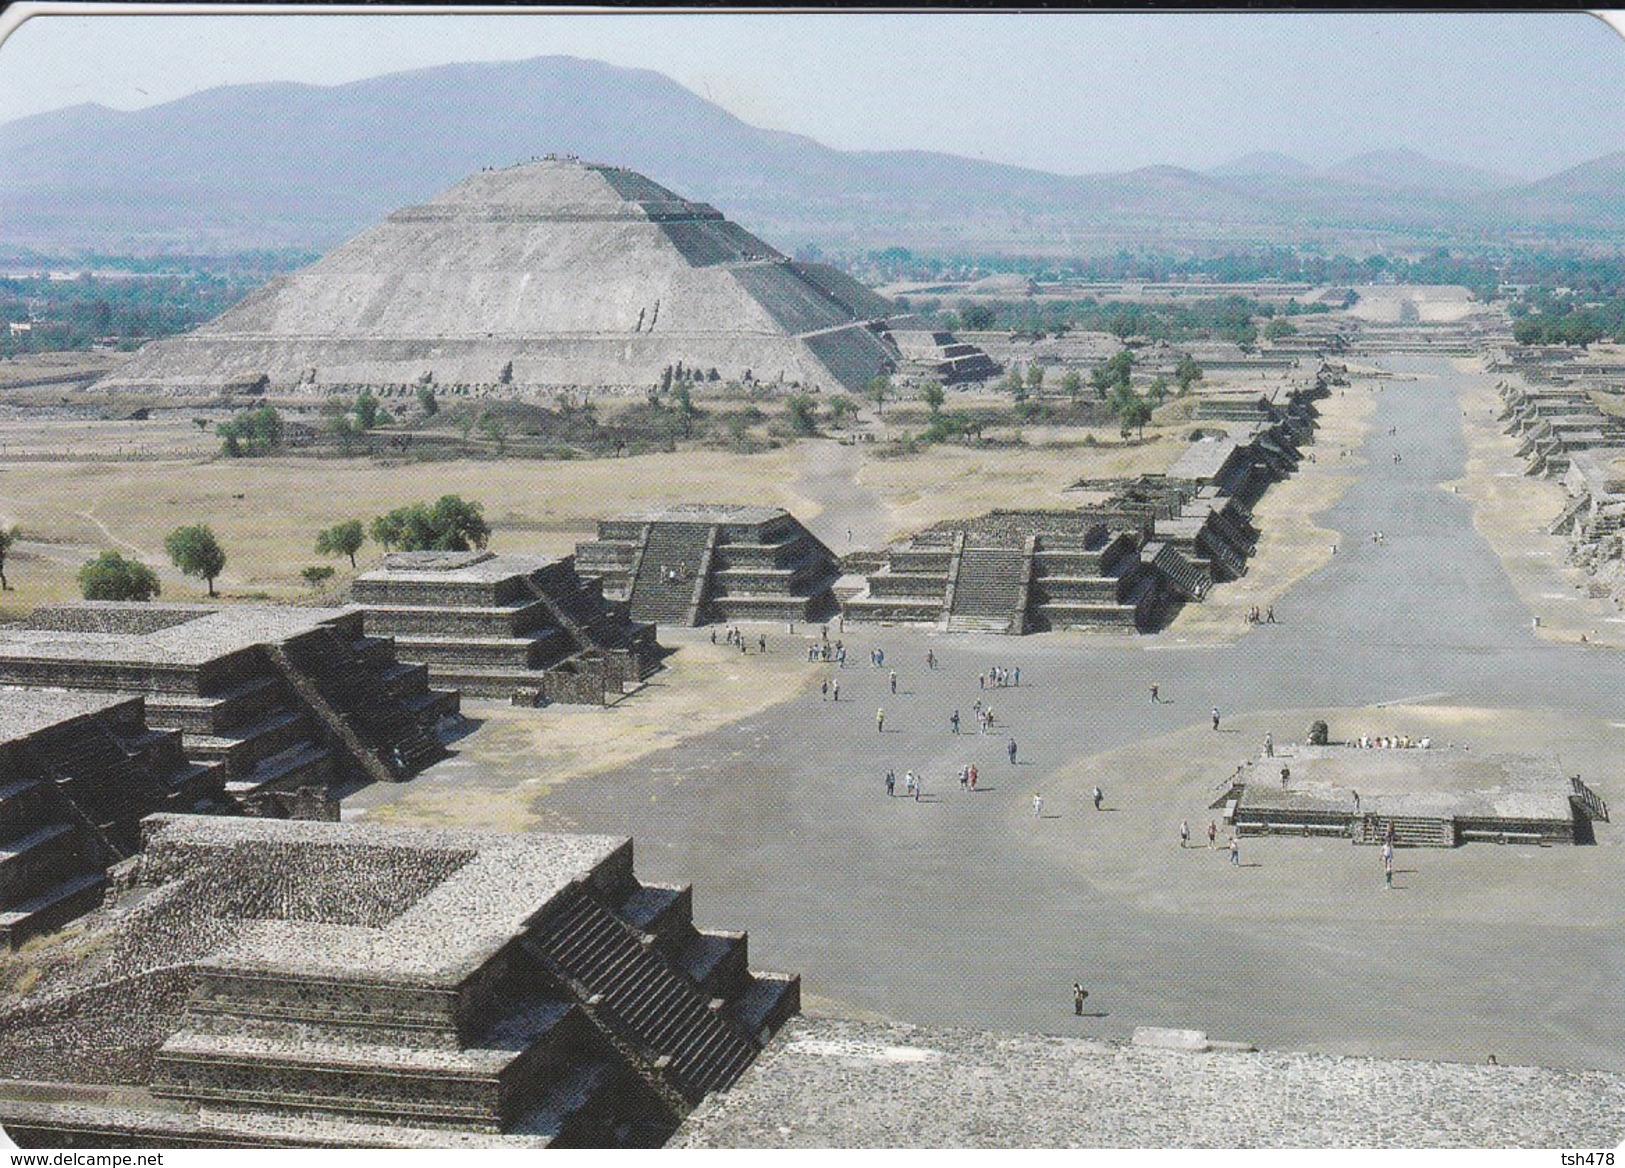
[0,603,458,812]
[91,157,925,397]
[1,690,222,949]
[574,505,840,627]
[352,550,662,704]
[0,814,799,1148]
[1216,743,1609,847]
[844,386,1322,633]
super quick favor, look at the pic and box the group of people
[979,666,1019,689]
[1244,605,1276,625]
[713,626,764,654]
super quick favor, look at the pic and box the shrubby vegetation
[77,551,160,601]
[370,495,490,552]
[217,404,284,456]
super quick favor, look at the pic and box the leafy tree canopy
[164,524,227,596]
[370,495,491,553]
[78,550,160,601]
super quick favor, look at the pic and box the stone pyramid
[96,158,903,396]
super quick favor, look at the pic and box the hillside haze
[4,54,1624,255]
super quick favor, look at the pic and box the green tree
[354,390,380,431]
[1175,354,1204,392]
[827,395,859,427]
[301,565,336,588]
[216,403,284,457]
[0,524,17,591]
[1060,370,1082,403]
[1264,316,1297,341]
[867,374,892,416]
[919,380,945,415]
[78,551,160,601]
[165,524,227,597]
[315,519,365,568]
[1147,374,1171,405]
[784,393,819,435]
[371,496,491,553]
[1026,364,1045,392]
[1115,390,1154,440]
[674,382,697,437]
[477,412,507,455]
[417,385,439,417]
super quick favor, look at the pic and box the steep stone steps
[628,524,714,626]
[526,884,758,1103]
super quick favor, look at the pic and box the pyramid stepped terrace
[0,603,458,814]
[0,815,799,1148]
[574,505,840,628]
[92,158,941,397]
[352,550,663,704]
[0,690,222,949]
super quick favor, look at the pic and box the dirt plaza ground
[349,353,1625,1075]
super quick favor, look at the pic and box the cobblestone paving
[675,1016,1625,1148]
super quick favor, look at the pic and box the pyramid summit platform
[94,157,906,397]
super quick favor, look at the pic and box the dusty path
[786,438,889,555]
[355,353,1625,1073]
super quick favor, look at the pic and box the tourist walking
[968,763,978,791]
[1007,738,1018,765]
[885,768,895,797]
[1013,666,1020,687]
[1074,982,1087,1015]
[1212,707,1221,731]
[1033,792,1043,817]
[1383,839,1394,889]
[926,649,936,670]
[820,679,829,701]
[960,766,969,791]
[1207,820,1217,849]
[1264,732,1274,757]
[889,670,898,695]
[876,707,885,733]
[1092,785,1104,811]
[904,770,916,799]
[1150,683,1159,704]
[950,709,960,734]
[831,678,839,702]
[1180,819,1190,848]
[1229,835,1240,867]
[1280,764,1290,788]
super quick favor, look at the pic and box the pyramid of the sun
[95,159,904,395]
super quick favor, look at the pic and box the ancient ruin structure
[92,158,930,397]
[673,1015,1625,1148]
[844,397,1318,633]
[0,603,457,815]
[574,505,840,627]
[352,550,662,704]
[1216,743,1608,847]
[0,690,222,949]
[885,328,1000,383]
[0,815,799,1148]
[1500,382,1625,478]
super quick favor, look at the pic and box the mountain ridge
[3,54,1621,254]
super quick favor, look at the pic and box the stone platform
[352,550,661,704]
[0,814,799,1148]
[0,602,459,812]
[1224,743,1608,847]
[575,505,840,628]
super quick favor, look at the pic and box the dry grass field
[0,383,1198,617]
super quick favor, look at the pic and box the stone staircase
[948,545,1026,633]
[274,627,446,776]
[1571,776,1609,823]
[628,523,715,626]
[523,883,761,1105]
[1353,814,1457,848]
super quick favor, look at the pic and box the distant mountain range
[3,54,1622,255]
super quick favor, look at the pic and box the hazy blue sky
[1,9,1622,180]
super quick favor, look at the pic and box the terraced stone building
[352,550,662,704]
[1,690,222,949]
[0,603,457,815]
[575,505,840,628]
[92,158,924,397]
[0,815,799,1148]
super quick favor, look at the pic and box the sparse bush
[78,551,160,601]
